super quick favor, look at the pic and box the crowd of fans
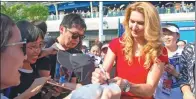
[156,2,195,14]
[1,1,195,99]
[48,1,195,20]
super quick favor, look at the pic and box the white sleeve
[1,94,9,99]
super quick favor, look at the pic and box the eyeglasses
[5,40,27,55]
[67,29,85,40]
[27,41,45,51]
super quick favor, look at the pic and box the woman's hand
[91,68,110,84]
[14,76,51,99]
[109,77,128,91]
[164,64,179,77]
[49,82,82,97]
[38,43,59,58]
[27,76,51,97]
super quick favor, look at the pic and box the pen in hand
[98,64,109,85]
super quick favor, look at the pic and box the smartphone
[45,80,73,91]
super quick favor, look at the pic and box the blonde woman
[91,2,168,99]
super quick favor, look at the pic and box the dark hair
[0,13,15,52]
[60,13,86,30]
[177,40,186,44]
[16,20,44,43]
[32,20,47,35]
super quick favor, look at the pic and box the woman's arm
[39,48,57,58]
[91,48,116,84]
[14,77,50,99]
[102,48,116,72]
[14,89,33,99]
[128,62,165,97]
[126,47,168,97]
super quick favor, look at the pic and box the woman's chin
[9,80,20,88]
[15,80,21,86]
[29,59,37,64]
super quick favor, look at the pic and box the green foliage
[1,3,27,22]
[1,3,7,14]
[1,2,49,22]
[25,3,49,21]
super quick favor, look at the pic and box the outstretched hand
[28,76,51,97]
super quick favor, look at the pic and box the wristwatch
[123,79,131,92]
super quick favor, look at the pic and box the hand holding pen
[91,65,110,85]
[98,64,110,85]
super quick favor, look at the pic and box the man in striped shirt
[179,43,195,99]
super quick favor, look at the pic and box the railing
[47,6,195,21]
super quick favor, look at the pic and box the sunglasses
[67,29,85,40]
[5,39,27,55]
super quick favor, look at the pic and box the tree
[25,3,49,21]
[1,2,49,22]
[1,2,27,22]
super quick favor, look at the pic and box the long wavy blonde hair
[122,2,163,69]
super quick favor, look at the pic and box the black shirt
[8,68,41,99]
[34,38,82,79]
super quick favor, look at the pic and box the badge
[162,78,172,95]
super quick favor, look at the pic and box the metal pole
[99,1,103,42]
[90,1,93,18]
[54,3,58,20]
[117,18,120,37]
